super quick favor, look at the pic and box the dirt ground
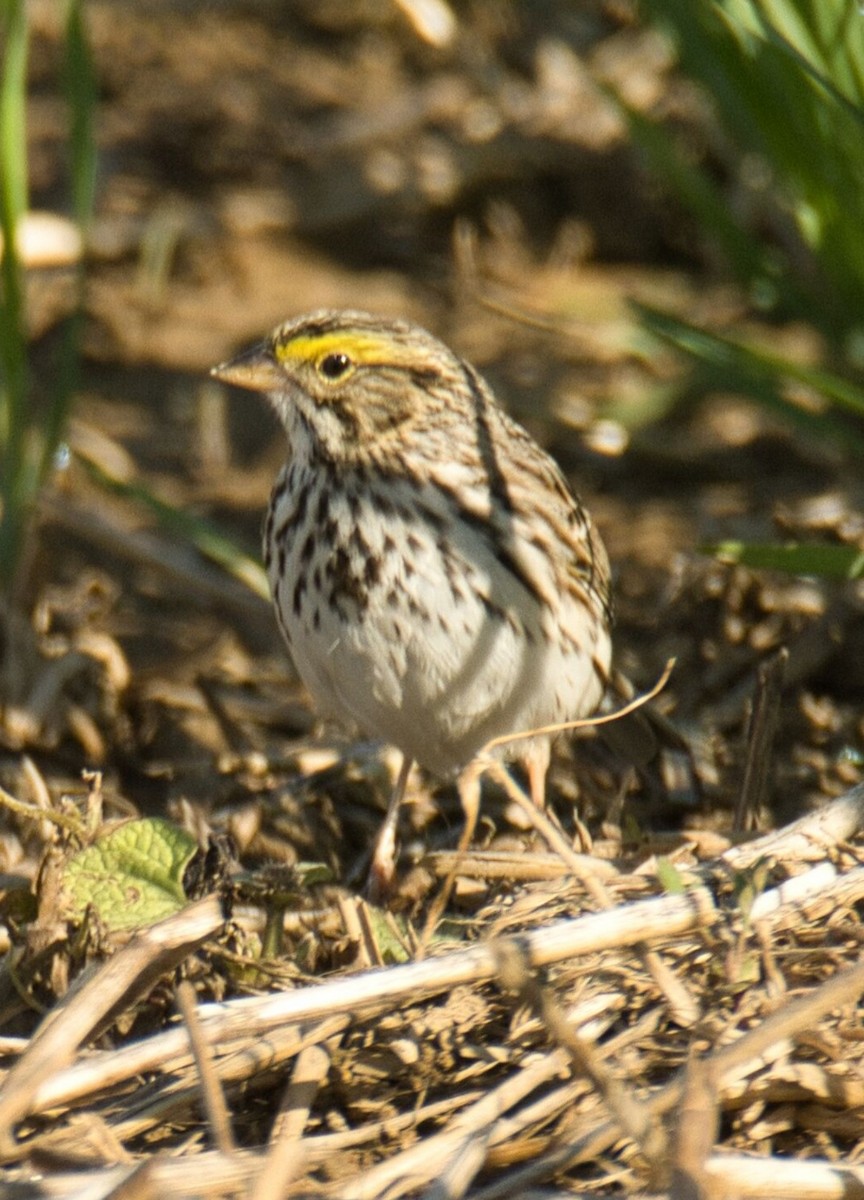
[3,0,864,1181]
[9,0,864,868]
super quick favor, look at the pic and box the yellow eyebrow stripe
[274,331,411,367]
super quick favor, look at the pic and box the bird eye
[319,352,352,380]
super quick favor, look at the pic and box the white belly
[267,468,610,777]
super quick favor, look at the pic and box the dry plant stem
[480,760,607,897]
[304,1093,481,1158]
[268,1044,333,1146]
[735,647,788,834]
[49,1145,864,1200]
[202,1093,484,1184]
[99,1159,162,1200]
[700,960,864,1094]
[325,1048,573,1200]
[337,895,383,968]
[0,895,225,1151]
[251,1042,333,1200]
[479,657,675,751]
[703,1152,864,1198]
[27,1018,350,1148]
[20,755,54,838]
[669,1053,720,1200]
[175,979,236,1156]
[102,1015,351,1149]
[16,787,859,1142]
[427,848,619,882]
[70,1113,134,1166]
[484,758,700,1027]
[752,917,786,998]
[722,782,864,869]
[0,781,85,837]
[377,1011,664,1200]
[29,888,716,1118]
[19,785,864,1174]
[740,1060,864,1110]
[37,1151,264,1200]
[493,940,667,1173]
[12,777,864,1198]
[748,860,839,924]
[807,862,864,914]
[50,1010,659,1168]
[476,954,864,1200]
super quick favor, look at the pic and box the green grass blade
[0,0,30,584]
[606,87,782,297]
[638,303,864,418]
[0,0,28,225]
[78,453,270,601]
[753,0,864,104]
[636,303,864,451]
[641,0,864,335]
[0,0,29,416]
[38,0,98,483]
[63,0,97,230]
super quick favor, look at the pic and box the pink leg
[525,741,590,848]
[525,743,550,808]
[368,753,413,899]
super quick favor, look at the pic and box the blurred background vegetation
[2,0,864,598]
[1,0,864,825]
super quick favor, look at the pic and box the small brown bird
[213,311,613,889]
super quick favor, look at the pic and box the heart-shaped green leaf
[63,818,198,931]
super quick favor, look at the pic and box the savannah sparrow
[212,311,613,888]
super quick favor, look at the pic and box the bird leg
[368,753,413,900]
[526,749,549,809]
[420,760,482,947]
[525,743,591,851]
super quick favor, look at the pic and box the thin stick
[735,647,788,833]
[482,658,676,751]
[0,895,226,1149]
[493,940,667,1170]
[30,888,717,1118]
[252,1042,333,1200]
[175,980,236,1156]
[475,953,864,1199]
[484,760,700,1028]
[419,766,481,949]
[420,662,676,950]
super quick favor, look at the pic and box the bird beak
[210,342,283,392]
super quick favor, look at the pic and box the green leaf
[709,540,864,580]
[63,817,199,931]
[733,858,771,923]
[655,858,688,894]
[364,906,413,963]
